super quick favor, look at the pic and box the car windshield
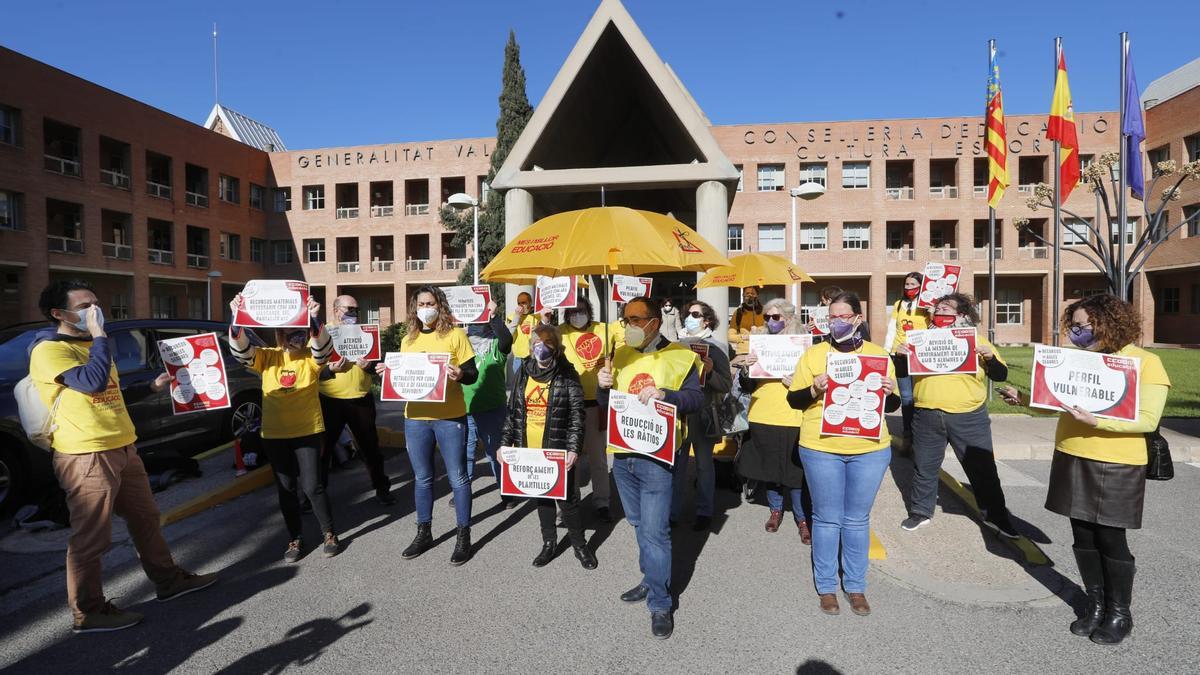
[0,327,39,381]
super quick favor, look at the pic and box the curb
[937,469,1050,567]
[993,443,1200,461]
[159,466,275,527]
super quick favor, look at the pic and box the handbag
[1145,427,1173,481]
[700,393,741,440]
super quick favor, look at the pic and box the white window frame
[727,223,744,252]
[219,175,239,204]
[756,164,785,192]
[1186,134,1200,163]
[304,185,324,210]
[1109,218,1138,246]
[799,222,828,251]
[0,189,19,229]
[798,163,827,187]
[304,239,326,263]
[758,223,786,252]
[842,162,870,189]
[734,165,743,192]
[996,288,1023,325]
[1187,205,1200,238]
[842,222,870,249]
[1062,218,1090,246]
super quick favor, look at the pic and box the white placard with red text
[611,275,653,303]
[499,447,568,500]
[906,328,978,376]
[380,352,450,403]
[820,353,890,440]
[606,391,676,466]
[917,263,962,309]
[444,285,492,324]
[809,305,830,336]
[1030,345,1140,422]
[535,275,578,311]
[233,280,310,327]
[328,324,381,362]
[749,334,813,379]
[157,332,231,415]
[688,342,710,387]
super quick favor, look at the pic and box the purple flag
[1122,41,1145,200]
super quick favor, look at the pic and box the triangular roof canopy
[491,0,739,194]
[204,104,287,152]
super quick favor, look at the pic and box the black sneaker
[284,539,302,563]
[900,515,931,531]
[322,532,341,557]
[983,512,1020,539]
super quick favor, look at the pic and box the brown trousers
[53,445,180,621]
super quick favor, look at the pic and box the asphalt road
[2,451,1198,674]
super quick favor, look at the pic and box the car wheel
[230,395,263,439]
[0,440,28,513]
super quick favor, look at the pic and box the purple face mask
[1069,327,1096,349]
[766,318,786,334]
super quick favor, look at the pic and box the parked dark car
[0,319,264,513]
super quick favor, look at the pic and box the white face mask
[468,335,491,355]
[624,325,646,348]
[568,313,588,329]
[416,307,438,326]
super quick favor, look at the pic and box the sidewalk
[989,415,1200,461]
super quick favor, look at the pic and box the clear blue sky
[4,0,1196,150]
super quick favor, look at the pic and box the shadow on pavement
[797,660,843,674]
[213,602,373,675]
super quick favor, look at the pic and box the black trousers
[265,434,334,540]
[320,394,389,495]
[536,465,585,547]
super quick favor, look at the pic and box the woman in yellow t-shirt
[999,294,1170,646]
[786,292,899,617]
[228,293,338,562]
[731,298,811,542]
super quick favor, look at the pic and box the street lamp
[206,270,223,320]
[789,182,826,303]
[448,192,480,284]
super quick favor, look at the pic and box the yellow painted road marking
[192,441,234,461]
[869,529,887,560]
[159,465,275,527]
[938,469,1050,566]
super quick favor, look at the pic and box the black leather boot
[401,522,432,560]
[573,542,598,570]
[449,526,472,566]
[1091,556,1135,645]
[1070,547,1105,636]
[532,540,556,567]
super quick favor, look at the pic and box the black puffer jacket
[500,356,585,453]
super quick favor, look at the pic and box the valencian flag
[986,44,1009,208]
[1122,40,1145,200]
[1046,50,1081,201]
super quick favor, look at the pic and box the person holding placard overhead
[561,296,615,523]
[894,293,1016,537]
[999,294,1170,646]
[228,290,340,563]
[500,324,598,570]
[319,294,392,506]
[786,292,899,617]
[884,272,927,451]
[730,298,811,543]
[597,296,704,639]
[380,285,478,565]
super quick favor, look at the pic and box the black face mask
[743,297,761,310]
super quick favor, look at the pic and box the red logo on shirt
[280,370,297,389]
[902,320,914,331]
[521,322,532,335]
[575,332,602,363]
[628,372,657,395]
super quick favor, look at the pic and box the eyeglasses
[686,310,704,319]
[829,314,856,320]
[340,307,359,315]
[621,315,654,327]
[1068,323,1093,336]
[764,314,784,321]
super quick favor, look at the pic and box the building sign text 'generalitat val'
[295,143,490,169]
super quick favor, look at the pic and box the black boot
[1070,547,1105,636]
[532,539,556,567]
[573,542,598,570]
[450,526,472,566]
[401,522,432,560]
[1090,556,1135,645]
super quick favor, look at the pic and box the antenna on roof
[212,23,220,106]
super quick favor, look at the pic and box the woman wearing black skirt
[1000,293,1170,645]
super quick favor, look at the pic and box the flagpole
[1051,37,1063,347]
[1117,32,1129,300]
[987,38,998,354]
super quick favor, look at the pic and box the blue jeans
[671,430,716,520]
[799,446,891,594]
[612,454,674,612]
[766,485,808,523]
[897,373,915,435]
[466,405,506,484]
[404,417,471,527]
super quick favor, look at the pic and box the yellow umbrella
[480,207,731,279]
[483,273,590,289]
[694,252,814,289]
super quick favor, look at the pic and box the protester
[786,292,898,617]
[379,286,478,565]
[672,300,733,532]
[28,280,217,633]
[508,291,539,379]
[659,297,682,342]
[884,272,927,450]
[727,286,765,355]
[731,298,811,542]
[560,296,615,522]
[229,291,339,562]
[895,293,1017,536]
[463,300,514,506]
[806,284,843,345]
[999,293,1170,645]
[500,324,599,570]
[598,296,705,639]
[319,294,392,505]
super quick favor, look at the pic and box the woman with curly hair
[1000,293,1170,645]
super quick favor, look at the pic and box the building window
[304,239,325,263]
[220,232,241,260]
[1110,218,1138,246]
[1185,205,1200,238]
[842,162,870,189]
[842,222,870,249]
[249,183,264,210]
[1062,218,1090,246]
[1186,134,1200,163]
[798,163,827,187]
[0,104,20,146]
[1079,154,1095,171]
[799,223,828,250]
[756,164,785,192]
[188,296,205,320]
[111,293,129,320]
[272,240,295,265]
[151,295,177,319]
[758,223,786,252]
[1192,285,1200,314]
[1148,145,1170,174]
[274,187,291,212]
[1160,287,1180,313]
[0,190,22,230]
[727,224,744,252]
[734,165,743,192]
[219,175,240,204]
[996,288,1023,324]
[303,185,324,210]
[250,237,265,263]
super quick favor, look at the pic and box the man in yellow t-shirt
[507,291,539,378]
[28,280,216,633]
[319,294,392,505]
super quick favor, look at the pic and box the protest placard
[535,275,578,311]
[380,352,450,403]
[444,285,492,324]
[688,342,710,386]
[809,305,830,336]
[820,352,890,440]
[233,280,310,327]
[917,263,961,309]
[906,328,978,376]
[606,390,676,465]
[327,324,381,362]
[1030,344,1140,422]
[157,332,231,415]
[748,334,813,379]
[611,275,653,303]
[498,447,568,500]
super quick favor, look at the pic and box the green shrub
[381,322,408,355]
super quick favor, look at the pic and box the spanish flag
[1046,50,1080,202]
[986,45,1008,208]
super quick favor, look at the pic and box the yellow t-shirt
[523,376,550,448]
[509,313,539,358]
[889,300,929,352]
[789,340,894,454]
[748,380,804,428]
[913,336,1005,413]
[402,327,475,420]
[607,320,626,351]
[1055,345,1171,465]
[561,322,609,401]
[29,339,136,453]
[318,323,374,399]
[252,348,325,440]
